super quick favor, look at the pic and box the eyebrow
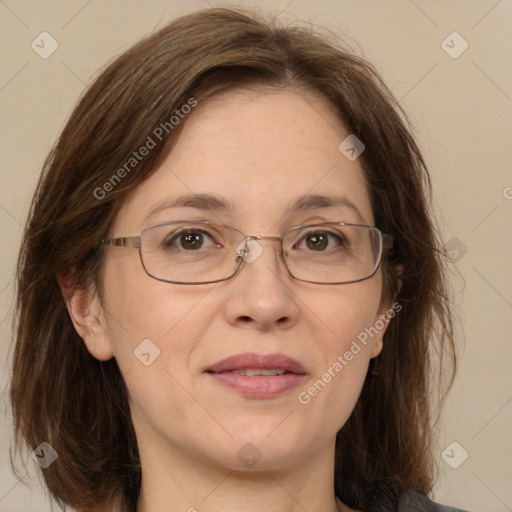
[144,193,366,224]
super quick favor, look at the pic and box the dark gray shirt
[398,491,469,511]
[337,490,471,511]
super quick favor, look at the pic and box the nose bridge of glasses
[250,235,282,243]
[236,234,285,265]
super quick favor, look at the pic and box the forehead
[114,86,374,233]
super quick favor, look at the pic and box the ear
[56,269,114,361]
[370,263,404,358]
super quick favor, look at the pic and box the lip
[205,352,307,374]
[204,352,308,398]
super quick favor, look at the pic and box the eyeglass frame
[97,219,393,285]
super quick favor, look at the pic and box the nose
[223,236,300,331]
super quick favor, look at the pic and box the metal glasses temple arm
[98,236,141,248]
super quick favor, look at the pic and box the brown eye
[164,229,215,251]
[296,231,346,252]
[179,232,204,250]
[305,233,329,251]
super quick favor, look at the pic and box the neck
[135,437,344,512]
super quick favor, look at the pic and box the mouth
[204,352,308,398]
[215,368,289,376]
[204,352,307,375]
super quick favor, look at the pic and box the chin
[213,441,307,473]
[227,412,302,441]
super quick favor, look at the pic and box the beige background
[1,1,511,511]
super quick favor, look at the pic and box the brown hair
[10,7,456,511]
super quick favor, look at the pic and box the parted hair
[10,7,456,511]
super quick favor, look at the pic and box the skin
[59,86,395,512]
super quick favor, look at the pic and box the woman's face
[92,86,392,473]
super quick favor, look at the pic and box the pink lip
[205,352,307,374]
[204,352,308,398]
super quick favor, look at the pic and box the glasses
[98,220,393,285]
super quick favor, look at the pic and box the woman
[10,7,469,512]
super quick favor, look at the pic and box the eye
[164,229,219,251]
[294,230,347,252]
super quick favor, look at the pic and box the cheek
[297,281,382,418]
[296,330,371,440]
[100,261,218,438]
[316,279,383,351]
[101,255,214,372]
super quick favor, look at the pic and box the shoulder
[337,485,472,512]
[398,490,471,512]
